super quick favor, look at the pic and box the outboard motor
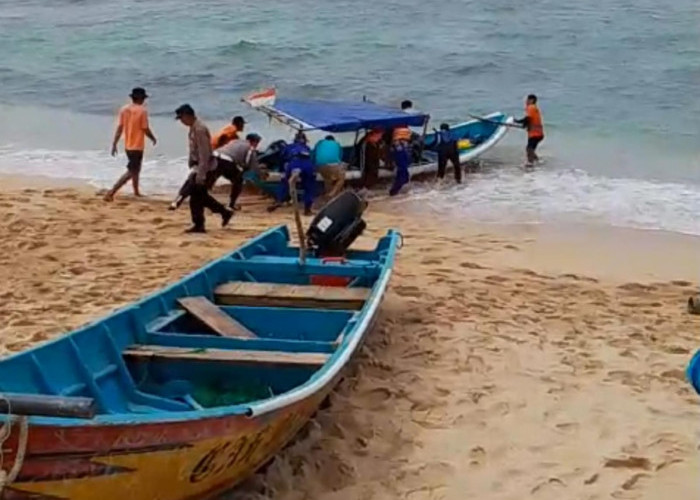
[306,191,367,257]
[257,139,287,171]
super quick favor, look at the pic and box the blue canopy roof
[266,98,429,132]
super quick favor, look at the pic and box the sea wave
[403,163,700,236]
[2,143,700,237]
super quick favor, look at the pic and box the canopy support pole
[416,116,430,165]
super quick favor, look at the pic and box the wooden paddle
[288,171,307,265]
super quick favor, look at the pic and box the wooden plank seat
[123,345,330,367]
[214,282,370,310]
[177,297,257,339]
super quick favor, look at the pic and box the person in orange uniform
[211,116,246,149]
[515,94,544,167]
[105,87,157,201]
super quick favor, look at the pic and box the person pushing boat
[267,131,316,215]
[514,94,545,167]
[435,123,462,184]
[313,135,346,202]
[212,133,263,210]
[174,104,233,233]
[170,133,262,211]
[211,115,246,149]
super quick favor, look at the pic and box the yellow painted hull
[3,392,326,500]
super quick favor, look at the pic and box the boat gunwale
[0,224,399,427]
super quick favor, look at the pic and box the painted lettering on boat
[188,411,306,483]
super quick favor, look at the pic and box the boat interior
[0,226,394,418]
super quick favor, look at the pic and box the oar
[467,113,524,129]
[288,172,307,265]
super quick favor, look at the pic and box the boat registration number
[189,411,305,483]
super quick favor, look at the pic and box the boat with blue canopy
[0,221,400,500]
[241,88,513,193]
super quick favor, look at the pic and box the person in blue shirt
[313,135,346,201]
[436,123,462,184]
[267,131,316,215]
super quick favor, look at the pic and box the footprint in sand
[459,261,488,270]
[618,282,657,293]
[554,422,580,433]
[604,456,651,470]
[671,280,693,287]
[618,473,651,492]
[421,258,441,265]
[394,285,422,298]
[469,446,486,466]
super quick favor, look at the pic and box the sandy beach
[1,181,698,499]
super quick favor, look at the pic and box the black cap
[246,133,261,142]
[130,87,148,99]
[232,115,246,125]
[175,104,195,119]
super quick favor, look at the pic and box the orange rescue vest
[211,124,239,149]
[392,127,412,143]
[526,104,544,138]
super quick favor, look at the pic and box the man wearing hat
[211,132,263,210]
[169,132,263,212]
[175,104,233,233]
[105,87,157,201]
[211,116,246,149]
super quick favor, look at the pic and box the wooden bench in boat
[177,297,257,339]
[123,345,330,367]
[214,282,370,310]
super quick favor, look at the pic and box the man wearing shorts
[105,87,157,201]
[515,94,545,167]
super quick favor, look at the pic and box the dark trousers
[437,143,462,183]
[176,158,243,208]
[389,143,410,196]
[278,161,315,211]
[189,171,227,229]
[213,158,243,207]
[361,142,380,189]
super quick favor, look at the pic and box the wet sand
[0,182,698,499]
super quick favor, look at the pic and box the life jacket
[392,127,412,143]
[211,124,239,149]
[438,129,452,144]
[526,105,544,138]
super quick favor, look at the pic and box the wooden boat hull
[2,393,318,500]
[0,225,396,500]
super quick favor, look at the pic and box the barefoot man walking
[105,87,157,201]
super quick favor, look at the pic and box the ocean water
[0,0,699,234]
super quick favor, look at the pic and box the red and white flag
[242,88,276,108]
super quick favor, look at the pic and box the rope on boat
[0,394,29,494]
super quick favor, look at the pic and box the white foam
[0,146,188,193]
[2,141,700,237]
[402,164,700,236]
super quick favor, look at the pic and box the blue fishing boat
[0,221,400,500]
[241,89,513,195]
[686,349,700,396]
